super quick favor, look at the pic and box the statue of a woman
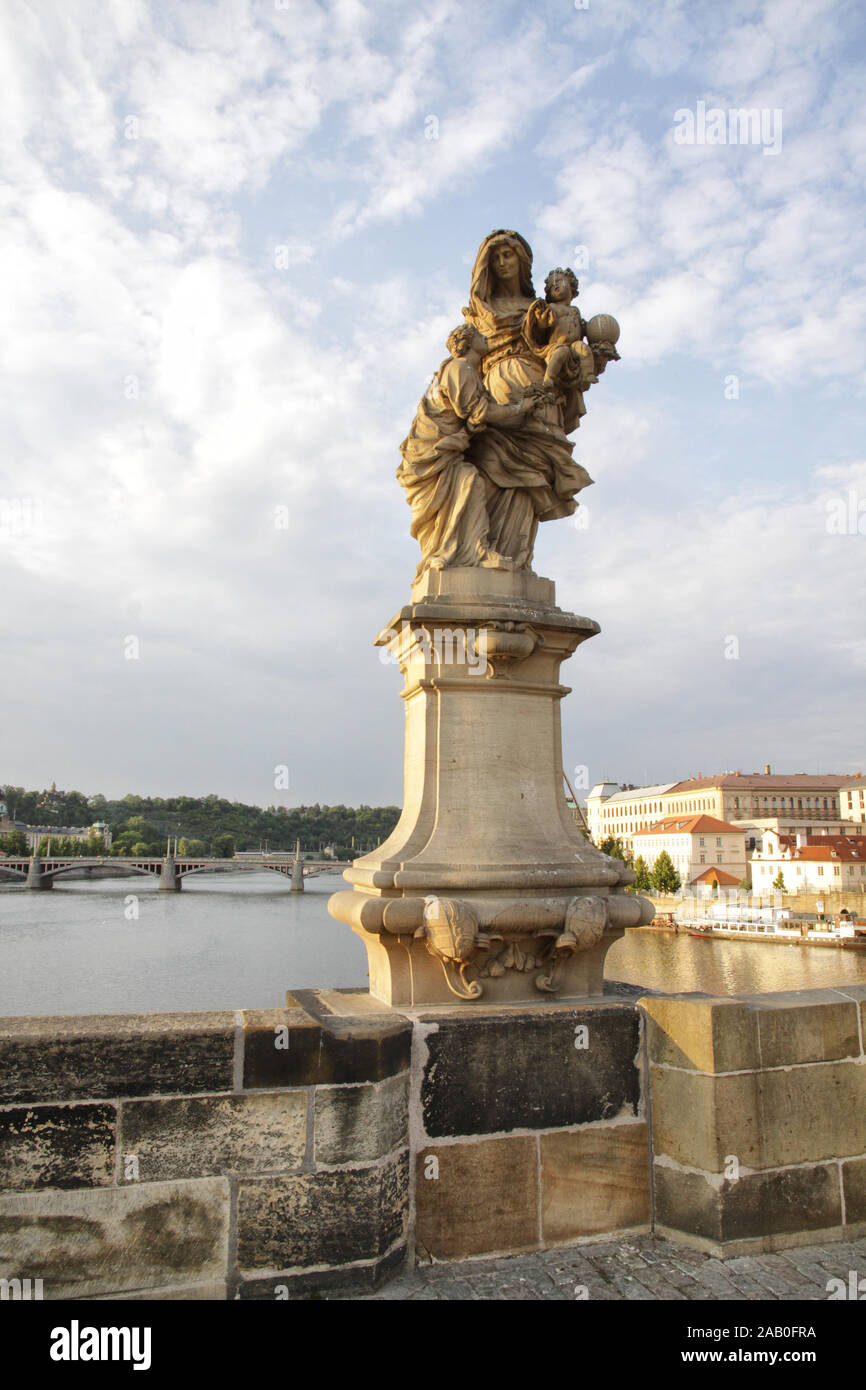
[397,324,543,580]
[462,230,594,569]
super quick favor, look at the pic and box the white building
[631,815,747,887]
[840,779,866,825]
[586,769,862,857]
[751,832,866,894]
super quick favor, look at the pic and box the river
[1,878,864,1016]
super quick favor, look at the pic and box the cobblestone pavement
[356,1234,866,1300]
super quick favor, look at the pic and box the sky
[1,0,865,810]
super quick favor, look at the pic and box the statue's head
[544,267,579,303]
[447,323,487,358]
[469,230,535,310]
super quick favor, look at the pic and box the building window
[817,866,824,876]
[699,837,705,847]
[716,854,723,863]
[700,853,706,864]
[716,837,722,847]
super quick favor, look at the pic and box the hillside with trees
[1,785,400,857]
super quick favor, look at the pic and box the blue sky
[1,0,864,808]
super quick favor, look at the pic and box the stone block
[653,1163,723,1244]
[540,1123,649,1241]
[651,1056,866,1172]
[649,1066,762,1172]
[419,1005,641,1138]
[835,984,866,1047]
[640,996,759,1074]
[841,1157,866,1225]
[0,1178,229,1298]
[0,1013,235,1104]
[241,1005,411,1090]
[236,1153,408,1270]
[120,1092,306,1181]
[314,1074,408,1165]
[238,1243,408,1299]
[0,1104,115,1190]
[745,990,861,1067]
[755,1062,866,1168]
[415,1135,538,1260]
[653,1161,842,1249]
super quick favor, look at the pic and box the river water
[1,877,864,1017]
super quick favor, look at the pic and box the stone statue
[330,228,651,1009]
[396,324,545,580]
[397,230,620,578]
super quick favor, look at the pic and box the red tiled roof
[633,815,743,837]
[768,835,866,862]
[690,867,741,885]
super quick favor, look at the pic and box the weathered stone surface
[236,1154,408,1270]
[0,1104,115,1190]
[753,1061,866,1167]
[415,1135,538,1260]
[641,996,759,1074]
[653,1161,842,1249]
[642,990,862,1077]
[419,1005,641,1138]
[746,990,861,1067]
[0,1177,229,1297]
[120,1092,306,1181]
[652,1047,866,1174]
[0,1013,235,1104]
[649,1066,762,1172]
[242,1004,411,1090]
[239,1243,408,1299]
[98,1280,228,1300]
[540,1123,649,1241]
[841,1157,866,1225]
[314,1074,408,1166]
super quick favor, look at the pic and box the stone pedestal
[329,568,653,1006]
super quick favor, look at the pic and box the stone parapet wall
[2,983,865,1296]
[0,995,412,1299]
[642,985,866,1256]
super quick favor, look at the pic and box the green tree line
[2,785,401,856]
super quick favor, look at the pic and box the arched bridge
[0,854,346,892]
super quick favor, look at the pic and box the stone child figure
[527,267,599,399]
[397,324,544,579]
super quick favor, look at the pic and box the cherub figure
[527,267,599,398]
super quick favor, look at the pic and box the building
[586,768,863,857]
[631,815,747,887]
[23,823,112,851]
[752,831,866,894]
[840,777,866,825]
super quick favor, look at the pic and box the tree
[211,834,235,859]
[772,870,786,891]
[632,855,652,892]
[0,830,28,856]
[651,851,681,894]
[599,836,628,861]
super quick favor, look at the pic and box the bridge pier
[159,856,181,892]
[290,843,304,893]
[26,854,53,890]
